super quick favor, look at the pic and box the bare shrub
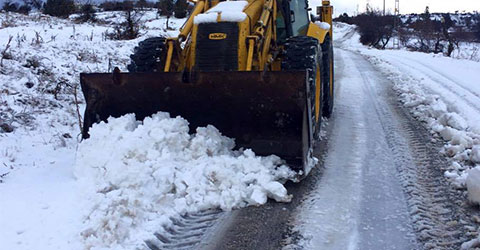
[76,4,96,23]
[136,0,155,10]
[0,123,14,133]
[158,0,174,29]
[24,0,43,9]
[474,15,480,41]
[31,31,44,45]
[77,49,100,63]
[334,13,354,24]
[1,14,16,28]
[351,9,395,49]
[107,8,143,40]
[16,33,27,48]
[100,0,134,11]
[158,0,173,16]
[408,9,458,56]
[24,56,41,68]
[0,36,13,67]
[43,0,76,18]
[2,1,31,14]
[174,0,188,19]
[0,172,9,183]
[73,84,83,134]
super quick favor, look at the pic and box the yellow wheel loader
[80,0,334,176]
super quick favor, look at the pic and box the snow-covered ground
[0,11,295,250]
[2,10,480,249]
[334,22,480,248]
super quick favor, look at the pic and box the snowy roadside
[0,11,296,250]
[0,11,178,250]
[334,22,480,248]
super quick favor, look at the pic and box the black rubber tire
[282,36,322,141]
[127,37,166,73]
[321,35,334,118]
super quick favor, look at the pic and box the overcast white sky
[310,0,480,16]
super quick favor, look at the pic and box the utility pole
[393,0,400,48]
[383,0,385,15]
[395,0,400,15]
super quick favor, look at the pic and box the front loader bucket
[80,71,312,171]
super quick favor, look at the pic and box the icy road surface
[290,48,418,249]
[208,38,478,250]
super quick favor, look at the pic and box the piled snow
[75,112,295,249]
[194,1,248,24]
[466,167,480,205]
[315,21,331,30]
[462,236,480,250]
[472,146,480,164]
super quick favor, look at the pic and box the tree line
[335,7,480,57]
[2,0,190,20]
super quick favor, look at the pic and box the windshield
[290,0,309,36]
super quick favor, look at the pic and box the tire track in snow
[348,50,475,249]
[145,209,225,250]
[287,48,418,250]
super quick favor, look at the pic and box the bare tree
[351,9,395,49]
[158,0,174,29]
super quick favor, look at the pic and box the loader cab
[276,0,311,44]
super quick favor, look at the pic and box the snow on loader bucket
[80,70,315,173]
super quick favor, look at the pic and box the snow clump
[194,1,248,24]
[74,112,295,249]
[466,167,480,205]
[315,21,331,30]
[471,146,480,164]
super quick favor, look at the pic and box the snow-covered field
[334,22,480,248]
[0,11,295,250]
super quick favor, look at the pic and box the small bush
[43,0,76,18]
[174,0,188,18]
[77,4,96,23]
[100,1,134,11]
[136,0,155,9]
[2,2,18,12]
[2,1,31,14]
[334,13,353,24]
[474,15,480,41]
[353,10,395,49]
[158,0,173,17]
[17,4,31,14]
[107,9,142,40]
[25,0,43,9]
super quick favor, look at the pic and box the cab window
[290,0,309,36]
